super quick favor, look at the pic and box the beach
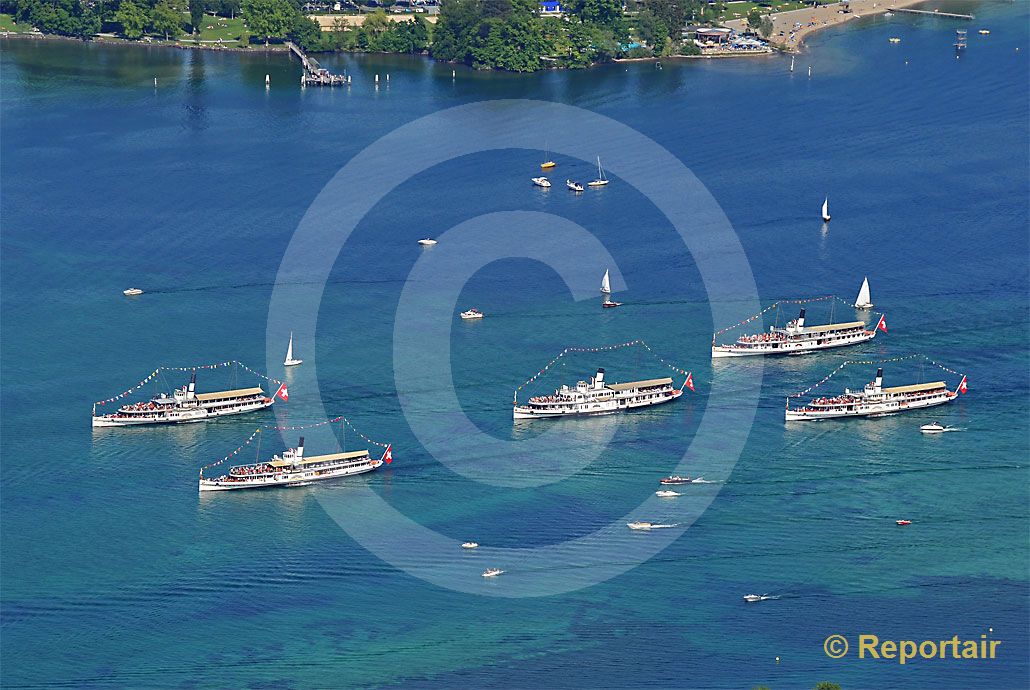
[725,0,933,51]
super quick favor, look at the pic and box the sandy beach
[724,0,933,51]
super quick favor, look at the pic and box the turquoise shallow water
[2,2,1029,688]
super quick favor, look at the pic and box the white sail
[601,269,611,294]
[821,197,831,221]
[854,277,873,309]
[284,332,303,366]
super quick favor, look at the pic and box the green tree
[635,8,667,52]
[758,15,773,39]
[76,7,102,39]
[575,0,621,28]
[115,0,149,39]
[189,0,204,33]
[151,0,184,40]
[241,0,293,44]
[288,11,322,51]
[813,683,842,690]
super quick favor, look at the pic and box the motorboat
[743,594,773,603]
[283,332,303,367]
[889,37,901,43]
[896,519,912,526]
[417,238,438,246]
[123,288,143,296]
[660,475,700,485]
[978,29,990,35]
[461,542,479,549]
[532,176,551,188]
[655,490,681,497]
[587,156,609,187]
[627,521,654,530]
[920,421,947,433]
[460,308,484,320]
[482,568,504,577]
[566,179,584,192]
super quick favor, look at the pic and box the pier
[889,8,974,20]
[287,41,347,87]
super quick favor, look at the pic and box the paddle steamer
[712,308,884,358]
[513,368,683,420]
[92,373,274,427]
[785,368,966,421]
[199,437,388,491]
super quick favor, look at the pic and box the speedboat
[920,422,947,433]
[655,490,681,497]
[482,568,504,577]
[460,308,484,320]
[461,542,479,549]
[627,521,654,530]
[978,29,990,35]
[743,594,772,603]
[896,519,912,526]
[532,176,551,188]
[566,179,584,192]
[123,288,143,296]
[889,37,901,43]
[660,475,699,485]
[418,238,438,246]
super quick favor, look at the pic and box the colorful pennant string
[788,354,966,399]
[713,295,858,338]
[94,361,282,406]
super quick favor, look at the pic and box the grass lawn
[716,1,809,22]
[0,12,31,33]
[176,13,246,42]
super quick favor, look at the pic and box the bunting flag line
[712,295,859,339]
[94,360,283,406]
[515,340,693,401]
[199,428,261,478]
[787,354,967,399]
[271,415,389,449]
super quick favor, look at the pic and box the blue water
[2,1,1028,687]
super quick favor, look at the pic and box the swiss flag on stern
[957,375,968,394]
[684,373,695,392]
[381,445,393,464]
[275,383,289,402]
[876,314,888,333]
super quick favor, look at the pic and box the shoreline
[724,0,934,53]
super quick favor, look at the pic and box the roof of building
[803,321,866,333]
[195,387,265,402]
[882,381,947,395]
[269,449,370,468]
[608,377,674,391]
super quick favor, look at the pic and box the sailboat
[540,143,556,170]
[283,332,303,367]
[853,276,874,309]
[600,269,621,308]
[588,156,609,187]
[821,197,831,222]
[790,55,795,72]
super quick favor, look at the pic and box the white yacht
[513,368,684,420]
[854,277,874,309]
[417,238,438,246]
[92,373,275,427]
[786,368,966,421]
[532,176,551,188]
[712,308,885,358]
[588,156,609,187]
[123,288,143,296]
[627,521,676,530]
[919,421,956,434]
[199,437,388,491]
[821,197,831,222]
[600,269,621,308]
[566,179,584,192]
[460,308,484,320]
[283,332,303,367]
[482,568,504,577]
[461,542,479,549]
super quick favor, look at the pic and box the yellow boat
[540,160,556,169]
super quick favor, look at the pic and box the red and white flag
[876,314,888,333]
[274,383,289,402]
[683,373,695,392]
[957,375,968,394]
[381,445,393,464]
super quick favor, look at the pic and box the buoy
[386,73,390,82]
[775,656,780,664]
[265,74,270,86]
[451,69,456,78]
[375,74,379,83]
[153,77,157,86]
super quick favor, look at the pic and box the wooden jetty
[889,7,974,20]
[287,41,347,87]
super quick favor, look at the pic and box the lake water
[2,3,1028,688]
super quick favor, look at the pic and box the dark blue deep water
[2,2,1028,688]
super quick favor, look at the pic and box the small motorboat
[461,542,479,549]
[660,475,700,485]
[482,568,504,577]
[978,29,990,35]
[123,288,143,296]
[566,179,584,192]
[889,37,901,43]
[743,594,773,603]
[655,490,681,498]
[532,176,551,188]
[920,422,948,434]
[896,519,912,526]
[627,521,654,530]
[460,308,484,320]
[418,238,438,246]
